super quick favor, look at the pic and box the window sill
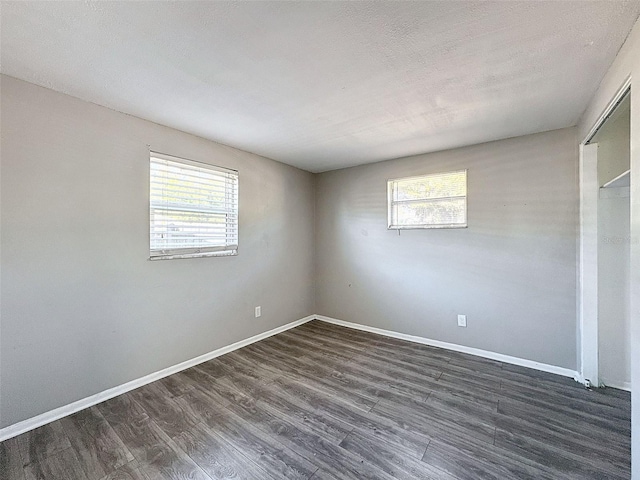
[149,250,237,260]
[388,224,467,230]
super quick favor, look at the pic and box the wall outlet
[255,306,261,318]
[457,314,467,327]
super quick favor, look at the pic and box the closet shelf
[602,169,630,189]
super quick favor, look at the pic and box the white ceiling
[1,1,639,172]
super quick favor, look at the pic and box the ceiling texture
[1,1,639,172]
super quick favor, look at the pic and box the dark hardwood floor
[1,320,631,479]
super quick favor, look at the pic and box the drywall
[2,2,639,172]
[595,97,631,390]
[593,97,630,187]
[0,75,315,428]
[315,128,578,369]
[578,16,639,478]
[598,190,630,390]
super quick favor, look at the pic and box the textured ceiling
[1,1,639,172]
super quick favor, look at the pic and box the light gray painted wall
[596,97,631,390]
[578,17,639,477]
[598,191,630,389]
[0,75,315,428]
[593,99,630,187]
[315,128,579,369]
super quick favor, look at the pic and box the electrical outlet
[255,306,261,318]
[457,314,467,327]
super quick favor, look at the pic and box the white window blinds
[150,152,238,259]
[388,170,467,229]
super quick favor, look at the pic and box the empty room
[1,1,640,479]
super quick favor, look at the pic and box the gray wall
[598,192,630,389]
[315,128,579,369]
[594,99,630,187]
[595,96,631,390]
[0,75,315,428]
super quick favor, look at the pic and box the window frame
[387,169,468,230]
[149,151,239,260]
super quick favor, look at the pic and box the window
[387,169,467,229]
[150,152,238,259]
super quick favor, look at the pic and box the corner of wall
[311,171,320,315]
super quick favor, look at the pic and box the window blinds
[388,170,467,229]
[150,152,238,259]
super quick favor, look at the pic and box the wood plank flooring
[1,320,631,479]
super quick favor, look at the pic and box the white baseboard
[0,315,315,442]
[573,372,587,386]
[599,378,632,392]
[315,315,579,379]
[0,313,587,442]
